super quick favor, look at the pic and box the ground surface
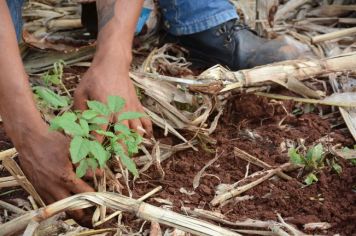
[130,94,356,235]
[1,94,355,235]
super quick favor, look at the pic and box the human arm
[74,0,153,136]
[0,2,93,220]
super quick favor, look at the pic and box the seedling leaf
[87,157,98,170]
[79,119,90,136]
[76,159,88,178]
[89,117,108,125]
[50,113,85,136]
[87,100,110,116]
[118,112,145,121]
[288,148,304,165]
[108,96,125,113]
[304,173,318,185]
[70,136,90,163]
[311,143,323,162]
[95,130,116,138]
[82,110,99,120]
[114,123,131,135]
[89,141,109,168]
[34,86,69,108]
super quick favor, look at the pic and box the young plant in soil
[33,60,70,109]
[289,143,342,185]
[50,95,144,178]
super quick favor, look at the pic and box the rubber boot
[167,19,312,70]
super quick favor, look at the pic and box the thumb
[73,89,88,111]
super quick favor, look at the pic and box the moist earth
[1,94,355,235]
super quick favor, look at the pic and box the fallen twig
[0,200,26,215]
[211,163,294,206]
[0,192,241,236]
[193,152,220,189]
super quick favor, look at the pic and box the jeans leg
[159,0,238,35]
[6,0,24,41]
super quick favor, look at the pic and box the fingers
[141,117,153,138]
[129,119,144,136]
[83,168,104,180]
[73,89,88,111]
[67,174,95,194]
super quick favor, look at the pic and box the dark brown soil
[130,94,356,236]
[1,93,355,235]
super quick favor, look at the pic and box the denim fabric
[159,0,238,35]
[6,0,238,39]
[6,0,24,41]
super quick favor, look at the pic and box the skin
[0,0,151,222]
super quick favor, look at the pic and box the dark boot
[166,19,312,70]
[81,2,98,37]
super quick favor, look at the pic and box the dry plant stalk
[234,147,293,181]
[2,157,45,207]
[312,27,356,43]
[0,176,20,188]
[0,148,17,161]
[0,192,241,236]
[211,163,294,206]
[196,52,356,93]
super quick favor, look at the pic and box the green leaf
[76,159,88,178]
[94,130,116,138]
[82,110,99,120]
[118,112,145,121]
[114,123,131,135]
[311,144,323,162]
[304,173,318,185]
[89,117,108,125]
[34,86,69,108]
[79,119,89,136]
[113,143,138,177]
[121,153,139,177]
[89,141,109,168]
[87,100,110,116]
[50,112,77,130]
[288,148,304,165]
[70,136,90,163]
[42,73,60,85]
[50,113,84,136]
[332,161,342,174]
[108,96,125,113]
[87,157,98,170]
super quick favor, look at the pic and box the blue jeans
[6,0,24,41]
[159,0,238,35]
[6,0,238,39]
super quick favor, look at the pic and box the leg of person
[159,0,311,70]
[5,0,24,41]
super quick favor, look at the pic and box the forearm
[0,3,45,142]
[92,0,144,68]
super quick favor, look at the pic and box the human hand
[74,65,153,137]
[17,123,94,224]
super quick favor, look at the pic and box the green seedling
[34,60,70,109]
[289,143,342,186]
[50,95,145,178]
[342,145,356,166]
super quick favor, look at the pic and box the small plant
[289,143,342,186]
[50,95,144,178]
[342,146,356,166]
[33,60,70,109]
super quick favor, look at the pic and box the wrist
[2,104,47,146]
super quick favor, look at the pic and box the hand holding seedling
[0,0,149,226]
[74,65,152,138]
[74,0,152,138]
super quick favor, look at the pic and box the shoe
[81,2,98,37]
[166,19,311,70]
